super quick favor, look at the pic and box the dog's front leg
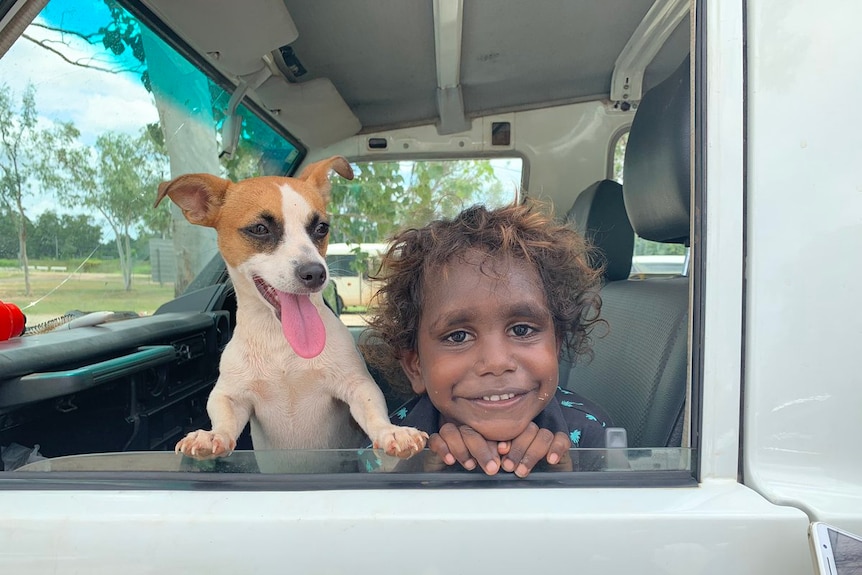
[343,377,428,458]
[175,387,251,459]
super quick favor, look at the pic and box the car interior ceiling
[138,0,690,143]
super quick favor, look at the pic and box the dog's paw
[175,429,236,460]
[372,425,429,459]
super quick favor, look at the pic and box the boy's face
[400,250,560,441]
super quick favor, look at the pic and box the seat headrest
[623,54,691,244]
[566,179,634,282]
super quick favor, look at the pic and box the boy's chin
[468,420,532,443]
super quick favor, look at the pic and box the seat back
[564,55,691,448]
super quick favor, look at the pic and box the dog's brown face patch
[210,175,332,268]
[157,156,352,271]
[214,177,293,267]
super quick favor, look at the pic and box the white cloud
[0,18,158,143]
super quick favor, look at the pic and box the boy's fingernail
[463,458,476,470]
[502,459,515,472]
[515,464,529,477]
[444,454,456,465]
[485,460,499,475]
[548,453,560,465]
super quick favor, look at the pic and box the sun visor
[255,77,361,148]
[144,0,298,76]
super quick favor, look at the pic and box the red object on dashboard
[0,300,25,341]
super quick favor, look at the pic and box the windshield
[0,0,304,327]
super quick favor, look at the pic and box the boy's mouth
[464,389,532,408]
[481,392,516,402]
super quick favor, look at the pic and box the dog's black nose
[297,262,327,289]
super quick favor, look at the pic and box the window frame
[0,0,706,491]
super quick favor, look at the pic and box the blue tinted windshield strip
[120,0,306,174]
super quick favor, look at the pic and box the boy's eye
[511,324,534,337]
[444,330,470,343]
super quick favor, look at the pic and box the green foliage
[52,128,169,290]
[633,236,686,256]
[98,0,149,89]
[0,206,22,258]
[28,211,103,259]
[0,82,81,295]
[329,159,507,245]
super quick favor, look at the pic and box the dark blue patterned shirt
[389,386,613,448]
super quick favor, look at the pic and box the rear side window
[327,158,523,322]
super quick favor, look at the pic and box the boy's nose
[474,338,517,375]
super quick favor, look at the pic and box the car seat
[563,54,691,448]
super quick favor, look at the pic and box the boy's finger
[500,422,539,472]
[421,446,450,472]
[546,432,573,468]
[513,427,555,478]
[457,426,500,475]
[428,432,458,467]
[437,424,476,470]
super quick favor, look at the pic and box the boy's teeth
[482,393,515,402]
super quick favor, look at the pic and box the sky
[4,0,158,138]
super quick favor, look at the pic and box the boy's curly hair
[360,201,605,397]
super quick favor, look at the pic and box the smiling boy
[363,202,613,477]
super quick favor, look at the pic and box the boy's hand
[428,423,502,475]
[427,422,573,477]
[498,422,573,477]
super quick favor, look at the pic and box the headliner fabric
[623,54,691,243]
[566,180,635,282]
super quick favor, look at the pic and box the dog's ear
[154,174,231,227]
[297,156,354,202]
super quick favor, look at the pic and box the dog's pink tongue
[278,291,326,359]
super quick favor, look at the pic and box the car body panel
[0,481,811,574]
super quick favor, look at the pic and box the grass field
[0,269,176,326]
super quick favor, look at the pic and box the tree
[56,129,167,290]
[24,0,148,86]
[0,205,24,259]
[329,162,403,244]
[137,125,172,240]
[402,160,505,225]
[0,83,78,295]
[29,211,103,259]
[29,211,61,259]
[329,159,506,245]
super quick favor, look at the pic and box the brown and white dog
[154,156,427,459]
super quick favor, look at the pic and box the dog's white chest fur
[220,299,366,450]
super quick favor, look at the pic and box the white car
[0,0,858,573]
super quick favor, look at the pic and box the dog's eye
[314,222,329,237]
[247,223,269,236]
